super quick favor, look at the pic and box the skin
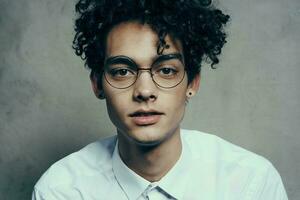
[91,21,200,181]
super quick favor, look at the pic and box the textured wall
[0,0,299,199]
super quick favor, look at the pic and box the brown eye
[160,68,176,75]
[156,66,178,78]
[118,69,129,76]
[109,67,135,77]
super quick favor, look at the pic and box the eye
[156,66,178,77]
[109,67,135,77]
[160,68,175,74]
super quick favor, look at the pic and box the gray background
[0,0,299,199]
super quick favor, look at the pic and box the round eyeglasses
[103,54,186,89]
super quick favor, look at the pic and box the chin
[132,139,162,147]
[129,127,169,146]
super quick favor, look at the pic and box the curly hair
[73,0,230,81]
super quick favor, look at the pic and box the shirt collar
[112,134,193,200]
[157,135,193,200]
[112,140,150,200]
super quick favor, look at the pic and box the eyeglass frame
[102,53,187,89]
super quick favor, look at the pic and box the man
[32,0,288,199]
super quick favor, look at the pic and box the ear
[186,73,200,97]
[90,72,105,99]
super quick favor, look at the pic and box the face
[91,22,200,146]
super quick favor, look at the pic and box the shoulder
[181,129,288,199]
[181,129,273,171]
[34,135,117,191]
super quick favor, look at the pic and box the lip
[129,110,164,126]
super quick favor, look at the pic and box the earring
[98,92,105,99]
[188,92,193,97]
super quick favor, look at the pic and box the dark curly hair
[73,0,230,82]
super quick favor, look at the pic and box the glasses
[103,53,186,89]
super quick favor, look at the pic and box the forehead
[105,22,183,61]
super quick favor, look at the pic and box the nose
[133,70,157,102]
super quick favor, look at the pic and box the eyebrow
[104,56,137,68]
[152,53,183,66]
[104,53,184,68]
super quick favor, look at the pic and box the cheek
[174,96,187,115]
[103,87,133,122]
[103,84,123,113]
[164,87,188,113]
[105,94,127,116]
[104,96,129,130]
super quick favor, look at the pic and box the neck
[118,129,182,182]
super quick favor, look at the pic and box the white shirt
[32,129,288,200]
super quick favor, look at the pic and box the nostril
[137,94,144,101]
[149,94,156,100]
[135,94,157,102]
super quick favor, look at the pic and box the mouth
[129,110,164,125]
